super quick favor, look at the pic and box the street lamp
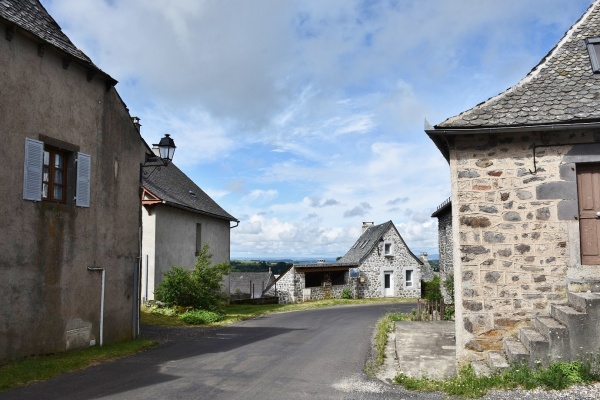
[154,134,176,165]
[143,134,176,177]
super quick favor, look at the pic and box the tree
[154,243,230,312]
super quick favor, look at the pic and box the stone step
[534,316,570,361]
[504,338,529,365]
[471,360,492,377]
[519,328,549,367]
[534,316,567,339]
[567,291,600,315]
[551,304,586,327]
[568,280,600,294]
[487,350,509,373]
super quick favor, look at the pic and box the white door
[384,271,394,297]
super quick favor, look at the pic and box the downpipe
[87,266,105,346]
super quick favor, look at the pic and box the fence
[416,299,446,321]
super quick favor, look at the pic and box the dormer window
[585,37,600,73]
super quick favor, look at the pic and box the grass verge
[141,297,417,326]
[395,361,599,399]
[0,339,156,392]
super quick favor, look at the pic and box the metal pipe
[87,266,105,346]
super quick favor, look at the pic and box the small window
[43,146,67,202]
[195,223,202,256]
[384,242,393,256]
[23,137,91,207]
[585,37,600,73]
[405,270,413,287]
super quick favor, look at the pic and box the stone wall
[450,130,600,362]
[356,227,422,298]
[437,207,454,303]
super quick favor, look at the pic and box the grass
[394,361,599,399]
[141,297,417,326]
[0,339,156,392]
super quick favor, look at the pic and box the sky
[42,0,593,260]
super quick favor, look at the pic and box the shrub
[341,288,353,299]
[421,276,442,302]
[179,309,223,324]
[154,243,230,311]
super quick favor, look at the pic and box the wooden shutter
[76,152,91,207]
[577,163,600,264]
[23,138,44,201]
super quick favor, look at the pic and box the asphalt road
[1,302,447,400]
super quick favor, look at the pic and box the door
[383,271,394,297]
[577,163,600,264]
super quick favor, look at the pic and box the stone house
[268,221,429,304]
[426,1,600,368]
[141,162,238,302]
[0,0,151,362]
[432,198,454,304]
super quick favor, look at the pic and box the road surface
[2,302,445,400]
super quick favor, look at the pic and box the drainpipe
[87,266,105,346]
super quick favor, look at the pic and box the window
[384,242,393,256]
[195,223,202,256]
[43,146,67,202]
[23,138,91,207]
[585,37,600,73]
[405,269,413,287]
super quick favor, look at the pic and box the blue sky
[43,0,593,259]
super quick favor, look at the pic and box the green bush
[422,276,442,302]
[341,288,353,299]
[154,243,230,311]
[179,309,223,324]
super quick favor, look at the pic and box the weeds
[394,360,600,398]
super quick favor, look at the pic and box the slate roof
[292,221,423,271]
[434,1,600,130]
[143,162,238,222]
[0,0,114,82]
[229,272,274,296]
[337,221,394,265]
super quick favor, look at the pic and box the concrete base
[394,321,456,380]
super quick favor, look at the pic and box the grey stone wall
[450,130,600,363]
[437,208,454,303]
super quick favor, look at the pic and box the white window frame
[384,242,394,256]
[585,37,600,73]
[405,269,414,287]
[23,137,91,207]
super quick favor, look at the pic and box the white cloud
[41,0,593,259]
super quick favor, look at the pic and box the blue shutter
[76,152,91,207]
[23,138,44,201]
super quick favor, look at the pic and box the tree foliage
[154,243,230,311]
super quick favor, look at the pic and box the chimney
[420,252,428,261]
[131,116,141,132]
[362,221,374,233]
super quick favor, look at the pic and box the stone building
[426,1,600,367]
[432,198,454,303]
[141,162,238,302]
[0,1,151,362]
[268,221,429,303]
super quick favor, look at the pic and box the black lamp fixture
[142,134,176,177]
[152,134,176,165]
